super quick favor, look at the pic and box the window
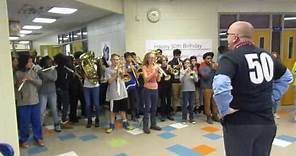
[259,37,265,49]
[288,37,294,59]
[239,14,270,28]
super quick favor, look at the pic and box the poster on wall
[145,39,212,62]
[101,41,111,63]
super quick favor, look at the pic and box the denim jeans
[40,92,60,125]
[83,86,100,118]
[143,88,158,130]
[182,91,195,120]
[18,104,43,143]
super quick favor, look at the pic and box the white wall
[33,34,58,54]
[124,0,296,58]
[0,0,20,155]
[87,13,125,57]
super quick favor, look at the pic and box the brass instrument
[155,63,171,81]
[79,51,99,85]
[117,56,131,82]
[189,71,197,79]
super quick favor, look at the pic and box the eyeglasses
[226,32,236,36]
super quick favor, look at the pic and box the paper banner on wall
[145,39,212,63]
[101,41,111,62]
[44,48,48,56]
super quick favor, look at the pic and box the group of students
[10,46,241,148]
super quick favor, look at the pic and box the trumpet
[189,71,197,79]
[155,63,171,81]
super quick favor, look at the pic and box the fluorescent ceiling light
[19,41,30,44]
[284,17,296,21]
[219,32,227,36]
[20,30,32,34]
[9,36,19,40]
[23,25,42,30]
[20,34,26,37]
[83,32,87,35]
[48,7,77,14]
[33,18,56,23]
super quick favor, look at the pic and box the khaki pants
[203,88,218,119]
[171,83,181,112]
[194,89,200,108]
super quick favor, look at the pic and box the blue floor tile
[114,153,129,156]
[27,146,48,155]
[159,132,177,139]
[203,133,222,140]
[167,144,202,156]
[58,133,76,141]
[79,134,98,141]
[162,126,177,132]
[276,135,296,143]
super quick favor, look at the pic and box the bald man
[213,21,293,156]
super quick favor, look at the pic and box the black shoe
[143,128,150,134]
[95,118,100,127]
[167,116,174,121]
[207,117,213,124]
[150,125,162,131]
[86,118,92,128]
[189,119,196,124]
[160,116,166,122]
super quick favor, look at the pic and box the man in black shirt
[213,21,293,156]
[168,49,182,113]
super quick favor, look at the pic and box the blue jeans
[83,87,100,118]
[39,92,60,125]
[143,88,158,130]
[18,104,43,143]
[182,91,195,120]
[272,100,280,113]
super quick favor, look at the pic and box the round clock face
[147,9,160,23]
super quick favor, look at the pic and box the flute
[41,65,58,72]
[17,67,33,91]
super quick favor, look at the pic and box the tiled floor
[20,106,296,156]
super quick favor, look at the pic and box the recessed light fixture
[284,17,296,21]
[19,41,30,44]
[23,25,42,30]
[9,36,19,40]
[20,30,32,34]
[33,18,56,23]
[48,7,77,14]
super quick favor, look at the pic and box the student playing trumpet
[105,54,132,133]
[180,58,199,124]
[158,55,174,121]
[142,52,162,134]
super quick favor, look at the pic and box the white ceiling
[7,0,113,41]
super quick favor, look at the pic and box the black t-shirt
[217,44,286,125]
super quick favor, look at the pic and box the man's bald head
[228,21,254,39]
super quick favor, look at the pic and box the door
[253,30,271,52]
[281,30,296,105]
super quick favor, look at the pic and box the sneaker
[274,113,280,119]
[150,125,162,131]
[160,116,166,122]
[61,121,73,129]
[143,128,150,134]
[207,117,213,124]
[189,119,196,124]
[54,124,62,132]
[123,121,134,130]
[86,118,92,128]
[106,124,115,134]
[95,118,100,127]
[20,142,30,148]
[35,139,45,147]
